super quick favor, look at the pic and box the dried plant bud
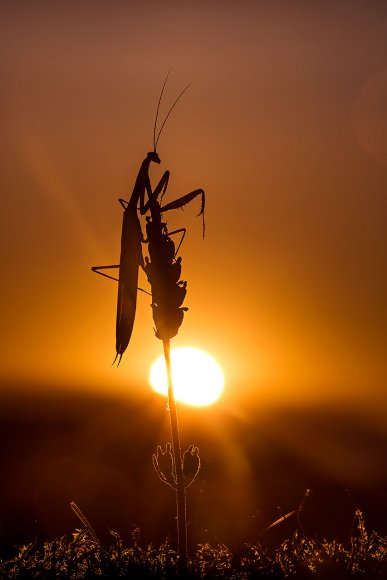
[144,220,189,340]
[183,445,201,488]
[152,443,177,490]
[153,304,186,340]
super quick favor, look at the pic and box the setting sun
[149,347,224,406]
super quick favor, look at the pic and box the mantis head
[148,151,161,164]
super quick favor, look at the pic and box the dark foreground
[1,511,385,579]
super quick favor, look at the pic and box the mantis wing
[115,208,144,364]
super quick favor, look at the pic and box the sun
[149,347,224,406]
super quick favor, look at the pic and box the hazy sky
[1,0,386,418]
[1,1,387,556]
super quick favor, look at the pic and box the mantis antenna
[153,68,172,152]
[153,74,197,152]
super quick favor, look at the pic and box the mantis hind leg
[91,265,151,295]
[91,265,120,282]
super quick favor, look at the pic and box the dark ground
[0,384,385,558]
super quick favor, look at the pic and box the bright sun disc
[149,347,224,406]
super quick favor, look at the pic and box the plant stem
[163,339,187,566]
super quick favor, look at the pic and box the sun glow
[149,347,224,406]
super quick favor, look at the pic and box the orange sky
[1,0,386,420]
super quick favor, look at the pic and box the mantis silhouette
[92,74,205,364]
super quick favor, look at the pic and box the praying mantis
[92,72,205,565]
[92,74,205,364]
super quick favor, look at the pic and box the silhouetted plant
[146,214,203,566]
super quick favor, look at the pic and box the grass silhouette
[0,509,385,578]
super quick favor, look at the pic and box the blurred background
[0,0,386,556]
